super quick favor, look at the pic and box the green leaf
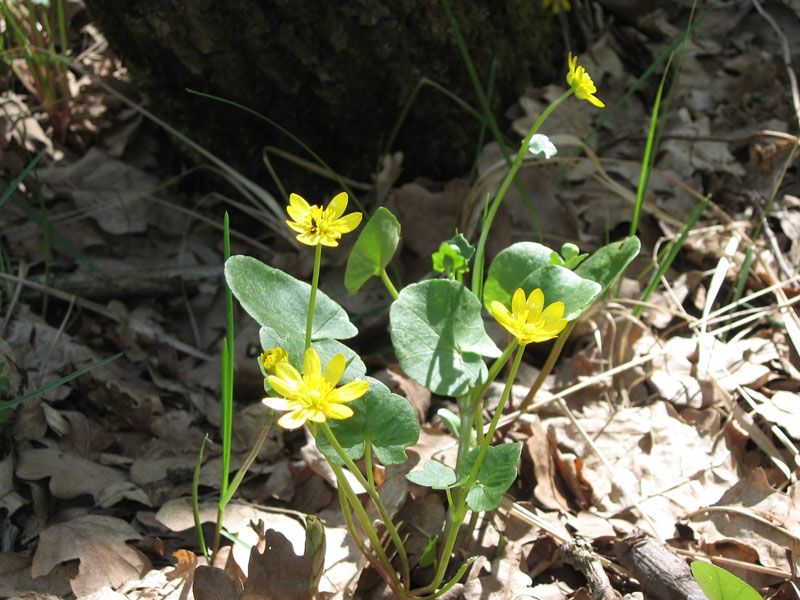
[406,460,457,489]
[226,255,357,341]
[419,535,439,568]
[259,327,365,386]
[483,242,554,311]
[690,562,762,600]
[316,377,419,466]
[390,280,500,396]
[344,207,401,294]
[575,236,641,295]
[461,443,521,512]
[520,265,601,321]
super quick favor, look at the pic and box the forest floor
[1,1,800,599]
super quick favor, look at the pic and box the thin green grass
[439,0,543,242]
[186,89,365,215]
[0,351,123,413]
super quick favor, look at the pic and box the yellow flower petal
[262,397,291,411]
[328,191,348,218]
[333,212,363,234]
[278,409,309,430]
[324,403,354,420]
[491,287,569,345]
[303,348,322,380]
[323,353,346,386]
[336,380,371,402]
[284,191,363,247]
[266,347,369,429]
[566,53,604,108]
[289,193,311,212]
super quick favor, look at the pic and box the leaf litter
[2,1,800,599]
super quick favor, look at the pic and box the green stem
[305,243,323,350]
[517,320,576,413]
[471,90,573,299]
[380,268,399,300]
[364,440,375,490]
[328,462,402,592]
[320,422,411,590]
[455,394,475,476]
[420,344,527,594]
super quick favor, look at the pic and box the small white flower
[528,134,557,159]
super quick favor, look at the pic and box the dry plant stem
[305,244,323,351]
[320,422,411,590]
[418,345,526,595]
[672,547,792,579]
[518,320,576,413]
[561,538,621,600]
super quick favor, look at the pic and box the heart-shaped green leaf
[344,207,401,294]
[461,443,521,511]
[690,562,761,600]
[226,255,357,341]
[316,377,419,466]
[406,460,457,489]
[575,236,641,295]
[390,280,500,396]
[520,265,602,321]
[483,242,554,311]
[259,327,365,388]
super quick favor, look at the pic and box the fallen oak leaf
[194,529,314,600]
[31,514,149,597]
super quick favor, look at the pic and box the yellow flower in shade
[543,0,571,13]
[260,347,289,374]
[566,53,604,108]
[490,288,568,345]
[263,348,369,430]
[286,192,363,247]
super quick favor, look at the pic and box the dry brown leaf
[31,514,150,597]
[524,416,571,513]
[16,447,149,506]
[0,551,76,598]
[243,529,314,599]
[0,452,26,517]
[38,147,156,235]
[688,468,799,582]
[387,365,431,423]
[548,401,737,539]
[462,556,536,600]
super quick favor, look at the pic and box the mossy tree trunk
[83,0,560,187]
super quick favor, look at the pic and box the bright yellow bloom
[263,348,369,430]
[490,288,568,345]
[286,192,363,247]
[566,53,604,108]
[543,0,570,13]
[260,347,288,374]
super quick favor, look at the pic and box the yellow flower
[263,347,369,430]
[566,53,604,108]
[260,347,288,374]
[543,0,570,13]
[286,192,363,247]
[490,288,568,345]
